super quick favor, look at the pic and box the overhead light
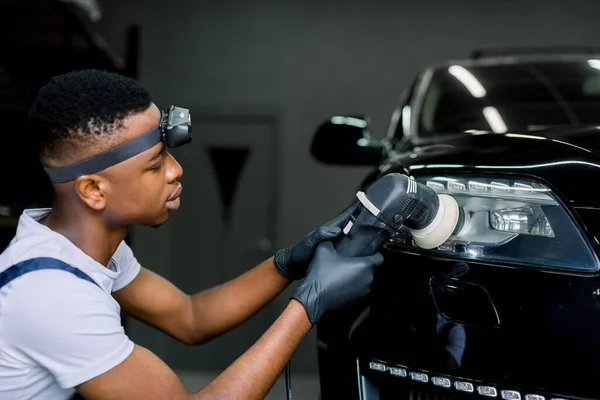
[402,106,411,135]
[330,116,367,128]
[465,129,490,135]
[448,65,487,98]
[505,133,546,140]
[483,106,507,133]
[588,59,600,70]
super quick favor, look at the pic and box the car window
[415,60,600,136]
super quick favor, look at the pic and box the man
[0,69,383,399]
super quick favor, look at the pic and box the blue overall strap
[0,257,99,289]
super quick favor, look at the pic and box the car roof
[425,49,600,71]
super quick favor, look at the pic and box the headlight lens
[388,175,599,272]
[489,206,554,237]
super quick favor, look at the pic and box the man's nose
[165,152,183,182]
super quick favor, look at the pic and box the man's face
[98,103,184,227]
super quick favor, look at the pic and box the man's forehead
[122,104,162,141]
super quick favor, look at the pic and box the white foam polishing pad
[412,194,460,250]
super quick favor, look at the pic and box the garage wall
[93,0,600,373]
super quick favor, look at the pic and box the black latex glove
[291,240,384,325]
[274,205,356,281]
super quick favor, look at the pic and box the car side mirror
[310,116,387,166]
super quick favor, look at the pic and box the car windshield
[417,60,600,135]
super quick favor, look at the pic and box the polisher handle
[333,203,396,257]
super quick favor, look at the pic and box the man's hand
[274,204,356,281]
[292,240,384,325]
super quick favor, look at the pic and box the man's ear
[74,175,108,210]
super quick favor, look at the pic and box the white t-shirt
[0,209,141,400]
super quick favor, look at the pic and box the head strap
[44,127,162,183]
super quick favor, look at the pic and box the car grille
[365,358,581,400]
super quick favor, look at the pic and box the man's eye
[150,163,162,171]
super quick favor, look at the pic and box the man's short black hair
[29,69,154,167]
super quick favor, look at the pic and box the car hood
[536,125,600,153]
[381,125,600,206]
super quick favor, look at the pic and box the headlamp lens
[490,206,555,237]
[386,174,599,272]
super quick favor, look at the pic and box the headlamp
[44,105,192,183]
[387,174,600,272]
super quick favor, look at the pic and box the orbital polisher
[284,173,464,400]
[334,172,464,256]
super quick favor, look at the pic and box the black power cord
[285,361,292,400]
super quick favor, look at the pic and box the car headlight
[388,175,599,272]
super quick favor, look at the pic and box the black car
[311,49,600,400]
